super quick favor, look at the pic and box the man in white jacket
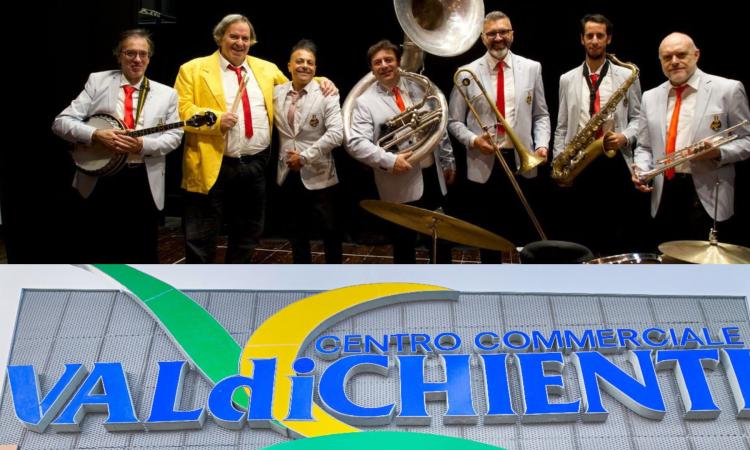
[52,29,182,262]
[449,10,551,262]
[552,14,642,255]
[632,32,750,246]
[273,39,343,263]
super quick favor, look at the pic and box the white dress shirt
[485,52,516,149]
[218,53,270,156]
[578,62,614,133]
[666,70,700,173]
[116,74,145,163]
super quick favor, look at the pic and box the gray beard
[490,48,509,60]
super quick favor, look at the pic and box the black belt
[223,151,267,164]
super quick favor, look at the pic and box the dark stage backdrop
[2,0,746,261]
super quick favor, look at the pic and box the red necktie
[496,62,506,135]
[589,73,603,138]
[229,64,254,138]
[665,85,687,180]
[123,85,136,130]
[392,86,406,112]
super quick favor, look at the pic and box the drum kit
[360,200,750,264]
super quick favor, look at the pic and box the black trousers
[461,150,538,263]
[653,173,741,247]
[184,152,268,263]
[81,164,159,263]
[555,155,646,256]
[387,166,452,264]
[281,172,342,264]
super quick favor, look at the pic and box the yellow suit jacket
[175,51,288,194]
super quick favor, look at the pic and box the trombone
[453,68,547,240]
[636,119,748,183]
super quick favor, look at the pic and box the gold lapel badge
[309,114,320,128]
[526,92,532,105]
[710,115,722,132]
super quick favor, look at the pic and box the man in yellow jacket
[175,13,335,263]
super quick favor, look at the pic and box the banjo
[71,111,216,176]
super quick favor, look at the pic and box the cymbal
[659,240,750,264]
[360,200,514,251]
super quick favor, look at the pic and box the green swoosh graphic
[89,265,505,450]
[262,432,504,450]
[91,264,251,409]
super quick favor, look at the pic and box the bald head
[659,32,700,86]
[659,32,698,54]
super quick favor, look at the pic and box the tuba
[342,0,484,164]
[551,54,639,187]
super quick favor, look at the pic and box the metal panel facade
[2,289,749,449]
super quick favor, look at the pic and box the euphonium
[551,54,639,187]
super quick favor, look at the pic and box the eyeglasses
[484,29,513,39]
[121,50,150,59]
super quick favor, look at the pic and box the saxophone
[551,54,639,186]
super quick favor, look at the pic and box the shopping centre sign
[6,266,750,444]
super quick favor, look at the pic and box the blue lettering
[364,334,389,354]
[410,333,432,353]
[532,330,562,352]
[503,331,531,351]
[51,362,141,432]
[318,355,394,425]
[655,349,721,419]
[616,328,641,349]
[515,352,580,422]
[146,361,205,430]
[642,328,668,348]
[434,333,461,352]
[573,350,665,421]
[479,354,515,423]
[474,331,500,352]
[391,334,409,353]
[564,329,594,351]
[7,364,87,433]
[343,335,363,353]
[286,358,316,421]
[722,327,744,346]
[314,336,341,361]
[595,329,618,351]
[679,327,705,348]
[720,348,750,418]
[702,328,724,347]
[207,359,276,429]
[397,354,477,425]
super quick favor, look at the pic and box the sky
[1,264,749,380]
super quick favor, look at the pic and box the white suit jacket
[448,51,551,183]
[634,69,750,220]
[52,70,183,210]
[553,62,642,168]
[347,77,454,204]
[273,80,343,189]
